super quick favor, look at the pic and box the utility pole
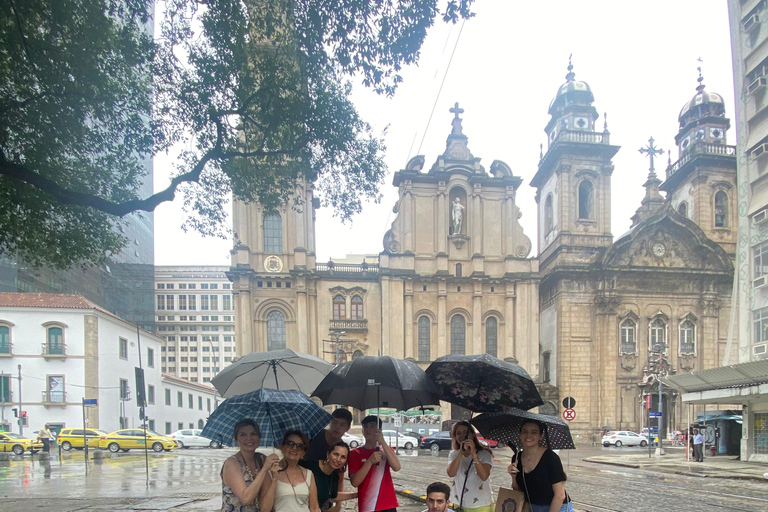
[17,364,22,436]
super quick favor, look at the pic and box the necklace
[285,466,309,506]
[239,454,257,481]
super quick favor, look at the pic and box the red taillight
[100,436,106,439]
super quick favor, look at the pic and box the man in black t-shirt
[305,408,353,461]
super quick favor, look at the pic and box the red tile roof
[0,293,104,310]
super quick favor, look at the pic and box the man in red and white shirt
[348,415,401,512]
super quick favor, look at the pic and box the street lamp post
[332,331,346,364]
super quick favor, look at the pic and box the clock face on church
[652,242,666,258]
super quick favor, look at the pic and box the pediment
[603,204,732,272]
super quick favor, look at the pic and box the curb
[583,458,768,482]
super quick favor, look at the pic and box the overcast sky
[154,0,735,266]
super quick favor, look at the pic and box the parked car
[341,432,363,449]
[0,432,44,455]
[57,428,110,450]
[170,429,221,449]
[419,431,453,452]
[98,429,177,453]
[401,431,423,441]
[477,436,498,448]
[602,430,648,447]
[382,429,416,449]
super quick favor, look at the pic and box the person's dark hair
[332,408,353,424]
[451,420,484,452]
[326,440,350,472]
[520,419,548,447]
[426,482,451,501]
[233,419,261,441]
[361,415,382,428]
[281,429,310,448]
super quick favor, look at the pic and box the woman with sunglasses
[446,421,493,512]
[300,441,358,512]
[221,419,281,512]
[260,431,320,512]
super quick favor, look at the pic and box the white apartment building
[0,293,215,436]
[154,266,236,384]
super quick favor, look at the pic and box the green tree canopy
[0,0,474,268]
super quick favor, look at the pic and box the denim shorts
[529,502,573,512]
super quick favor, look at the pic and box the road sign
[563,408,576,421]
[649,412,662,417]
[562,396,576,409]
[83,398,97,406]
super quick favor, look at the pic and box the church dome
[678,73,725,123]
[548,61,595,115]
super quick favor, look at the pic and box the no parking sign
[563,408,576,421]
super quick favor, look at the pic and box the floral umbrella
[425,353,543,412]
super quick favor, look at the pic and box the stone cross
[450,102,464,119]
[638,137,664,174]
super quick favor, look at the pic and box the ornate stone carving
[382,229,400,253]
[679,354,696,372]
[449,233,469,249]
[594,291,622,312]
[698,296,720,317]
[620,354,637,372]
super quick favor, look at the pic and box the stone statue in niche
[452,197,465,234]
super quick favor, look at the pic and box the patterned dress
[221,453,265,512]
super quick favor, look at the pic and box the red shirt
[348,446,399,512]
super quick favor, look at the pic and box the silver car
[602,430,648,447]
[170,429,221,449]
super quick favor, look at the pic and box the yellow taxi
[98,428,177,453]
[0,432,44,455]
[56,428,110,450]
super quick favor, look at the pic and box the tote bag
[494,487,528,512]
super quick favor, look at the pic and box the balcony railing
[0,342,11,356]
[316,262,379,274]
[41,390,66,404]
[330,319,368,332]
[552,129,610,145]
[41,343,66,357]
[666,142,736,179]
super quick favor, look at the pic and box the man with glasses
[349,415,401,512]
[305,408,353,461]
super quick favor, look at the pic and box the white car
[341,432,362,449]
[602,430,648,447]
[381,430,416,450]
[170,429,221,449]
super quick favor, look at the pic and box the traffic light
[12,408,17,417]
[21,411,27,418]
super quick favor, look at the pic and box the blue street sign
[83,398,98,405]
[649,412,662,417]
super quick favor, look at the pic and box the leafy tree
[0,0,474,268]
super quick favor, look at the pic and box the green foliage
[0,0,474,268]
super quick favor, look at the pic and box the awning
[663,360,768,405]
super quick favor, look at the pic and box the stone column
[437,280,447,356]
[239,288,254,355]
[438,189,447,253]
[404,280,414,359]
[473,281,482,354]
[505,286,516,360]
[381,276,391,356]
[296,276,309,353]
[472,185,483,253]
[308,284,318,357]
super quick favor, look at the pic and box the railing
[41,390,66,403]
[316,262,379,273]
[553,129,610,145]
[666,142,736,179]
[0,342,11,355]
[330,319,369,332]
[41,343,66,356]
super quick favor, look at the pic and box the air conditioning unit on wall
[753,275,768,289]
[743,14,760,33]
[748,76,767,95]
[753,208,768,225]
[753,343,767,358]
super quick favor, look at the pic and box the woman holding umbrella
[507,420,572,512]
[261,431,321,512]
[221,419,281,512]
[300,441,357,512]
[446,421,494,512]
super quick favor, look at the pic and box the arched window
[333,295,346,320]
[47,326,64,355]
[450,315,466,355]
[578,180,594,220]
[677,202,687,219]
[680,320,696,355]
[0,325,9,354]
[350,296,364,320]
[418,316,431,361]
[544,194,554,234]
[263,213,282,253]
[649,317,667,353]
[485,317,498,357]
[456,263,462,278]
[714,191,727,227]
[198,419,204,429]
[266,310,286,351]
[620,319,636,354]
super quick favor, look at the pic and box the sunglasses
[284,440,307,450]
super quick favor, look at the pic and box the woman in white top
[260,430,320,512]
[446,421,493,512]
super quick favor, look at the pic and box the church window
[263,213,282,253]
[266,310,286,350]
[350,296,364,320]
[418,316,430,361]
[753,307,768,344]
[714,191,728,227]
[450,315,466,355]
[578,180,594,220]
[680,320,696,355]
[542,352,551,383]
[333,295,346,320]
[677,202,687,219]
[456,263,462,277]
[754,241,768,278]
[544,194,554,234]
[649,317,667,353]
[620,319,637,354]
[485,317,498,357]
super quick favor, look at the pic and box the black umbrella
[472,409,575,450]
[425,354,543,412]
[312,356,441,411]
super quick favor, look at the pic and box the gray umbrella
[212,349,333,398]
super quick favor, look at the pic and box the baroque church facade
[227,65,736,437]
